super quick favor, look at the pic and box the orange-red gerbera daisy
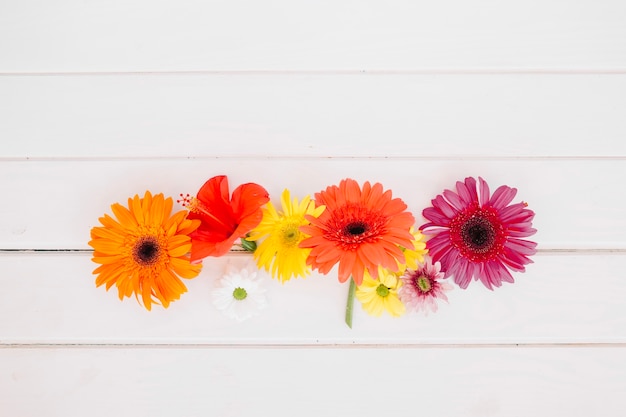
[180,175,270,262]
[88,191,202,310]
[299,178,415,285]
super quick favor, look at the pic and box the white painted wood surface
[2,75,626,158]
[1,0,626,72]
[1,1,625,416]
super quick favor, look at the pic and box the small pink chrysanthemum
[420,177,537,290]
[398,258,452,315]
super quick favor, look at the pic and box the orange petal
[111,203,138,229]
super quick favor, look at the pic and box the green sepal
[241,236,257,252]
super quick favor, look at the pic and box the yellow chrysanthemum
[355,266,406,317]
[247,189,325,282]
[88,191,202,310]
[399,227,428,272]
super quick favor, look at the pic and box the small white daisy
[212,262,268,322]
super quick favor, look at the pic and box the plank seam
[2,156,626,162]
[3,69,626,77]
[2,342,625,349]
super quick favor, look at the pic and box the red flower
[299,178,415,285]
[181,175,269,262]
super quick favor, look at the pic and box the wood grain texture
[2,74,626,158]
[2,346,625,417]
[1,0,626,72]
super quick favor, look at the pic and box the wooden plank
[0,158,623,249]
[1,1,626,72]
[2,74,626,158]
[1,253,624,344]
[1,346,625,416]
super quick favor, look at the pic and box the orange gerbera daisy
[89,191,202,310]
[299,178,415,285]
[180,175,270,262]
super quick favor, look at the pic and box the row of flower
[89,175,537,326]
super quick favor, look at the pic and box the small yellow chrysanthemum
[89,191,202,310]
[399,227,428,272]
[247,189,325,282]
[355,266,406,317]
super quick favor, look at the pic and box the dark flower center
[461,216,495,253]
[346,222,367,236]
[324,204,387,250]
[449,206,505,262]
[133,237,162,266]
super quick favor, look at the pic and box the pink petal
[465,177,479,200]
[489,185,517,210]
[425,233,453,259]
[478,262,497,290]
[499,203,534,223]
[443,189,465,211]
[453,263,473,289]
[506,238,538,256]
[507,228,538,238]
[478,177,491,207]
[422,207,450,226]
[432,195,457,219]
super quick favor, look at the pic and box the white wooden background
[2,1,626,416]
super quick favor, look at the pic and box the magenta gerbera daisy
[419,176,537,290]
[398,257,452,315]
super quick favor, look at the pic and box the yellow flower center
[280,220,302,247]
[376,284,390,297]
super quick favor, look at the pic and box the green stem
[345,277,356,329]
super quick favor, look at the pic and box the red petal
[195,175,237,229]
[230,182,270,219]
